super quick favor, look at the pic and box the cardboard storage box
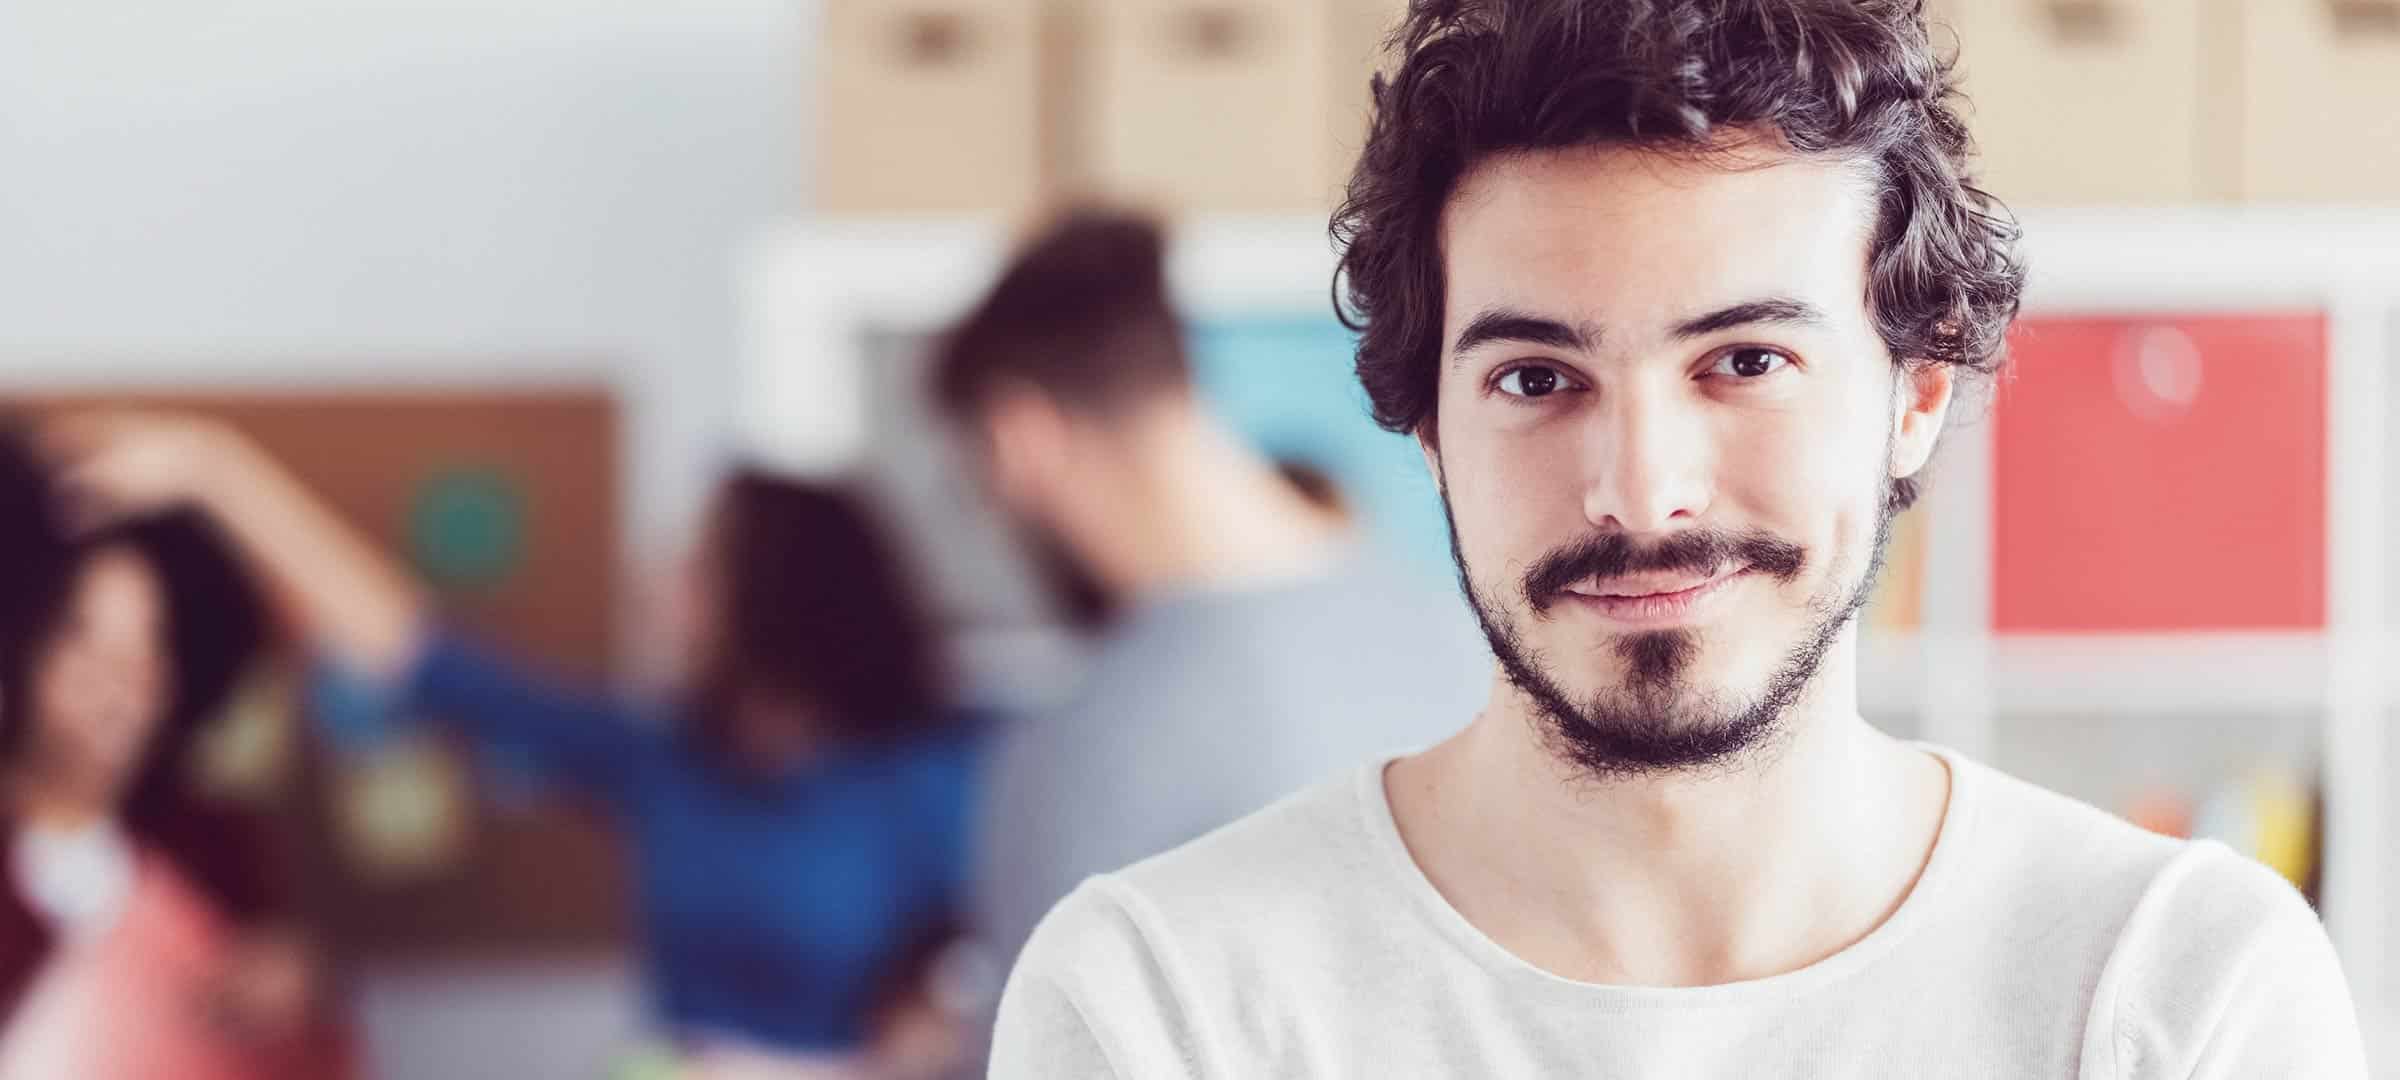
[820,0,1048,213]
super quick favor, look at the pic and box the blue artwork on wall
[1189,314,1456,586]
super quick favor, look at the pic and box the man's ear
[983,384,1074,510]
[1415,421,1444,493]
[1890,360,1955,484]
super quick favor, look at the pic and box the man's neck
[1385,635,1949,988]
[1075,407,1349,601]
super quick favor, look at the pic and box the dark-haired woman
[0,429,324,1077]
[43,412,986,1069]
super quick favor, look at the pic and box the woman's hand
[43,409,429,680]
[39,411,252,531]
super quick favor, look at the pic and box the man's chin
[1539,707,1783,779]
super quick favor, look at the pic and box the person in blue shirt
[38,411,986,1066]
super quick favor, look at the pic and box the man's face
[973,394,1117,630]
[1430,141,1948,778]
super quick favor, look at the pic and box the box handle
[2042,0,2124,44]
[894,10,981,69]
[2328,0,2400,37]
[1170,5,1258,61]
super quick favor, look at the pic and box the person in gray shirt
[928,210,1486,972]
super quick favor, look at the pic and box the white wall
[0,0,822,568]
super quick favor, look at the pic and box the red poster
[1993,314,2327,631]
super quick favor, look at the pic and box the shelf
[1989,633,2333,715]
[1858,632,2400,717]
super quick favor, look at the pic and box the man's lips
[1558,565,1752,626]
[1565,564,1747,599]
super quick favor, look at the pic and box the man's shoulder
[1114,760,1384,925]
[1956,755,2316,925]
[2120,837,2323,950]
[1943,753,2360,1073]
[995,765,1386,1077]
[1009,761,1384,979]
[1919,754,2191,980]
[1948,752,2188,894]
[2082,839,2357,1074]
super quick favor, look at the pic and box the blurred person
[992,1,2366,1077]
[39,414,987,1065]
[0,426,325,1078]
[930,210,1488,976]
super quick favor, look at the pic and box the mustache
[1522,528,1807,614]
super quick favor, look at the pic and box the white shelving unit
[741,209,2400,1065]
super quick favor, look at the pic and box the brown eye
[1709,348,1790,379]
[1496,366,1566,398]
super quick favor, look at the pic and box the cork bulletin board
[9,387,631,961]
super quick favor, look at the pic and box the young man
[930,212,1487,972]
[990,2,2368,1076]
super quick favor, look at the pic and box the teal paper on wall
[1190,315,1454,586]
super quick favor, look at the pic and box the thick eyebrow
[1451,307,1596,361]
[1669,297,1830,340]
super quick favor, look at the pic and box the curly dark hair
[1332,0,2026,511]
[0,422,69,674]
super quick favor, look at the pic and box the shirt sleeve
[2096,842,2371,1079]
[989,970,1123,1080]
[988,879,1206,1080]
[2180,889,2370,1079]
[389,630,661,802]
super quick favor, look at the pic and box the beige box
[1077,0,1339,213]
[1934,0,2215,205]
[2235,0,2400,203]
[1321,0,1407,204]
[819,0,1047,213]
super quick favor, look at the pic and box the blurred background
[3,0,2398,1076]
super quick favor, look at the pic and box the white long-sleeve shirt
[993,746,2367,1078]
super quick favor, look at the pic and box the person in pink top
[0,424,329,1079]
